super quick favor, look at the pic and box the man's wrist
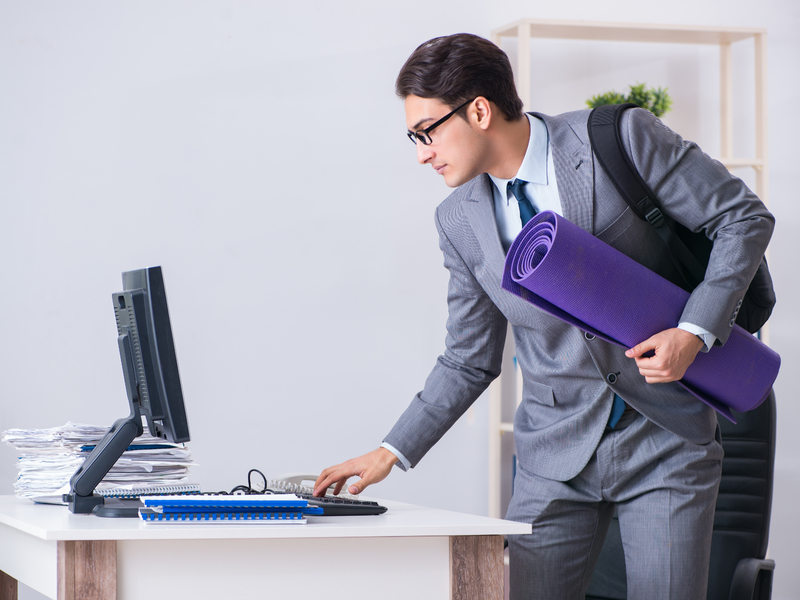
[678,322,716,352]
[380,442,411,471]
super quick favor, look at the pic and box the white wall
[1,2,798,599]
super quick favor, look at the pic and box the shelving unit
[485,19,769,519]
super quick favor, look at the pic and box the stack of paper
[2,422,196,502]
[139,494,322,524]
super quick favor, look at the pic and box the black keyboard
[295,493,388,516]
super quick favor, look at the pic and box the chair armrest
[729,557,775,600]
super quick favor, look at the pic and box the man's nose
[417,142,434,165]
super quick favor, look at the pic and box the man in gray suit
[315,34,773,599]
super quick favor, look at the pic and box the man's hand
[625,328,705,383]
[313,447,398,497]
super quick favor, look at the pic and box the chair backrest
[585,391,776,600]
[707,390,776,600]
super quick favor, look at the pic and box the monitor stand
[64,331,145,516]
[93,497,144,518]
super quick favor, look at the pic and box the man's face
[404,95,487,188]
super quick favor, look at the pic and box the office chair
[585,390,776,600]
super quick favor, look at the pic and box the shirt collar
[488,114,549,202]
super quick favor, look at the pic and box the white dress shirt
[489,115,561,251]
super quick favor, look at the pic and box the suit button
[607,373,618,384]
[585,332,595,340]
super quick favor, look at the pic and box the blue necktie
[608,395,626,429]
[509,179,537,226]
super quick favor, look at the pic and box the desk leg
[57,541,116,600]
[450,535,503,600]
[0,570,17,600]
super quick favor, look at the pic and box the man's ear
[471,97,493,131]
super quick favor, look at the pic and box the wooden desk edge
[451,535,505,600]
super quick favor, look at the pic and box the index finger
[314,466,351,497]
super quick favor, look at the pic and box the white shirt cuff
[380,442,411,472]
[678,322,716,352]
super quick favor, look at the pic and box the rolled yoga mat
[501,210,780,422]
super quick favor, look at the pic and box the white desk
[0,496,529,600]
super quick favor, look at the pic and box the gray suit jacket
[384,107,774,482]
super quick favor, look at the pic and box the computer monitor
[64,266,190,516]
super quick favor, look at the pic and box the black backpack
[587,103,775,334]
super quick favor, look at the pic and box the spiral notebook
[101,483,201,498]
[138,494,321,524]
[139,509,309,523]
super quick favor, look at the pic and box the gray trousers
[506,410,723,600]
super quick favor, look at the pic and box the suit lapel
[462,175,508,271]
[534,113,595,235]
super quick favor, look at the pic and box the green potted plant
[586,83,673,118]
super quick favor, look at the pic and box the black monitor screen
[118,266,189,443]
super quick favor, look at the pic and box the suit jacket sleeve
[620,108,774,345]
[382,201,507,468]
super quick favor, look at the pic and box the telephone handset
[268,472,360,499]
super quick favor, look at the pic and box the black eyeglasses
[407,98,475,145]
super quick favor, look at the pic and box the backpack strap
[587,104,707,290]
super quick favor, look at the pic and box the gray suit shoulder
[531,109,592,143]
[534,106,667,145]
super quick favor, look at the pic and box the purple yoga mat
[501,211,780,422]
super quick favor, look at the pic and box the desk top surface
[0,495,530,542]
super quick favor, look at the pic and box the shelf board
[719,157,765,170]
[491,19,765,46]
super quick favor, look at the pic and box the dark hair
[395,33,524,121]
